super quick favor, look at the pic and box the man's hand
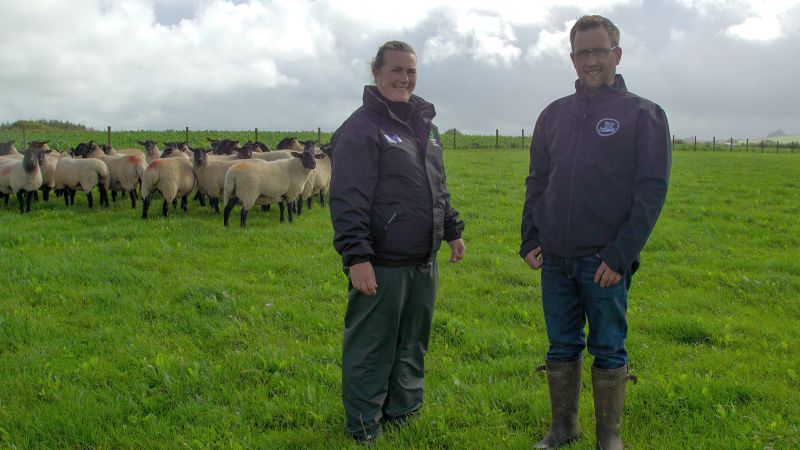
[594,260,622,288]
[448,239,466,263]
[350,261,377,295]
[525,247,543,270]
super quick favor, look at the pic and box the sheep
[101,144,142,157]
[138,140,161,164]
[53,152,110,209]
[191,144,265,213]
[39,150,60,201]
[223,141,323,227]
[276,137,303,151]
[141,154,196,219]
[207,138,242,155]
[306,151,332,210]
[75,141,147,208]
[0,147,46,213]
[160,143,192,160]
[0,140,19,156]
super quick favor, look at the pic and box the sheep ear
[290,152,301,158]
[45,149,52,154]
[314,154,325,159]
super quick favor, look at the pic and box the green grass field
[1,149,798,449]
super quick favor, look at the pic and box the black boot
[592,364,636,450]
[534,359,583,448]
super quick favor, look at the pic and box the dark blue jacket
[330,86,464,267]
[520,75,671,274]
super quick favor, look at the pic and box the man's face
[570,26,621,89]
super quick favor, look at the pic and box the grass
[1,149,798,448]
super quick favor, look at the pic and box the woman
[329,40,466,443]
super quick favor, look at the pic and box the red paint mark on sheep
[1,167,11,176]
[148,160,163,169]
[128,155,143,163]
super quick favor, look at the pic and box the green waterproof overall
[341,260,438,439]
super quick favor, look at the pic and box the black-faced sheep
[223,141,323,227]
[0,147,46,213]
[141,155,196,219]
[53,152,110,209]
[0,140,19,156]
[276,137,303,151]
[137,140,161,164]
[192,145,262,213]
[75,142,147,208]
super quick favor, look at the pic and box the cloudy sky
[1,0,798,139]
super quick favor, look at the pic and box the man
[520,15,671,450]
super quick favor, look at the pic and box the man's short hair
[570,15,620,50]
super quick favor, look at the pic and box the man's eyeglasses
[573,47,618,60]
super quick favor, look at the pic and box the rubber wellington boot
[533,359,583,448]
[591,364,637,450]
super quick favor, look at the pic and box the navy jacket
[330,86,464,267]
[520,75,671,274]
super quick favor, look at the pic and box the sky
[1,0,799,139]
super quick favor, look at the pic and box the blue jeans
[540,253,630,369]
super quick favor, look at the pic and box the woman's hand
[350,261,378,295]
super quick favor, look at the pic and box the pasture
[0,148,798,449]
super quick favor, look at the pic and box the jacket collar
[362,85,436,126]
[575,74,628,98]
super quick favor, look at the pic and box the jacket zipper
[565,96,589,254]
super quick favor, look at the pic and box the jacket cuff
[598,246,624,274]
[344,255,371,267]
[443,228,462,243]
[519,238,540,259]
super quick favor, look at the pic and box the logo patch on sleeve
[596,118,620,136]
[384,134,402,144]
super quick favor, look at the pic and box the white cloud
[527,20,574,61]
[725,15,783,41]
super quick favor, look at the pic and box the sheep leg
[69,189,76,205]
[223,197,237,226]
[162,198,169,217]
[297,197,304,217]
[99,185,109,208]
[42,187,50,202]
[3,193,9,207]
[63,190,70,206]
[27,191,35,212]
[32,191,39,202]
[287,199,294,223]
[307,196,313,209]
[16,191,25,214]
[129,189,137,208]
[142,195,151,219]
[279,201,285,223]
[210,197,220,214]
[172,198,178,211]
[261,204,270,212]
[194,191,205,207]
[320,192,326,207]
[240,207,248,228]
[87,191,94,209]
[181,195,188,212]
[111,191,118,202]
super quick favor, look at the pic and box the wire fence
[1,127,798,154]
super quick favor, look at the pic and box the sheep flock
[0,137,333,228]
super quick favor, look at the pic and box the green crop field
[1,148,798,449]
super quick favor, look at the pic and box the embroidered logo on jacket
[596,118,620,137]
[384,134,402,144]
[429,131,441,148]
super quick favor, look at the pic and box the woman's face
[373,50,416,103]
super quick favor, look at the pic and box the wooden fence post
[495,129,499,149]
[672,134,675,148]
[185,127,189,144]
[712,137,716,151]
[730,138,733,152]
[761,140,764,153]
[522,129,525,148]
[694,136,697,151]
[107,126,112,147]
[746,138,749,152]
[452,128,456,149]
[22,129,26,148]
[318,127,322,144]
[255,127,258,142]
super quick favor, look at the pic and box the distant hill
[0,119,93,132]
[767,129,786,138]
